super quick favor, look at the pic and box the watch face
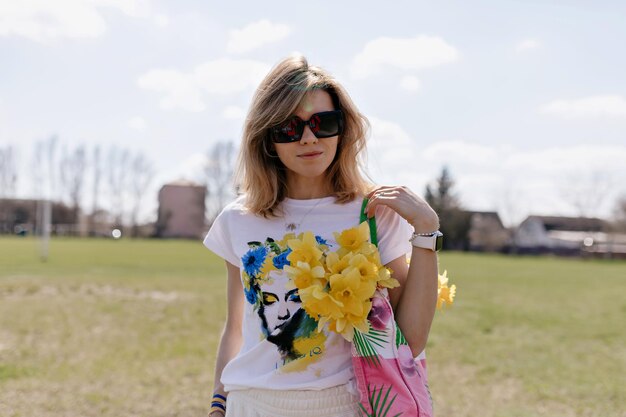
[435,234,444,252]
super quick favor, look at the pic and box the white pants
[225,384,360,417]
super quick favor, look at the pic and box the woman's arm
[210,261,244,416]
[386,249,438,357]
[366,186,440,357]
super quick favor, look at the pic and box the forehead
[294,89,334,118]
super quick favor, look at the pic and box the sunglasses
[271,110,344,143]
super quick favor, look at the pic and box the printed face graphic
[260,270,302,336]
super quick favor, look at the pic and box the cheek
[274,145,294,166]
[326,138,339,159]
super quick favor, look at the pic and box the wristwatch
[409,231,443,252]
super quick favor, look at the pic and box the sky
[1,0,625,226]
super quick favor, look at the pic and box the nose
[299,125,318,145]
[278,302,291,321]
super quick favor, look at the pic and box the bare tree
[65,146,86,225]
[31,135,59,200]
[612,195,626,232]
[31,141,44,199]
[559,171,613,218]
[496,184,527,228]
[0,145,17,198]
[107,146,130,227]
[58,144,70,205]
[89,146,102,235]
[46,136,59,200]
[203,140,236,221]
[129,152,154,237]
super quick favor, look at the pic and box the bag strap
[360,197,378,246]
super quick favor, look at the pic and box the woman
[204,55,439,417]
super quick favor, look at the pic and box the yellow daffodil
[334,221,371,257]
[287,231,324,267]
[326,300,372,341]
[364,244,384,266]
[347,253,379,283]
[324,268,377,340]
[299,283,344,328]
[377,267,400,289]
[277,232,296,250]
[437,270,456,308]
[329,269,375,314]
[325,252,350,274]
[284,261,327,289]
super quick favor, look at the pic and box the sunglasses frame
[271,110,344,143]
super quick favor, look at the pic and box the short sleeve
[203,206,240,267]
[374,205,414,265]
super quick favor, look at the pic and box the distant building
[467,211,510,252]
[156,181,206,239]
[513,215,626,257]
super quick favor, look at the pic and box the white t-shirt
[203,195,413,392]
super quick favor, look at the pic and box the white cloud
[351,35,459,79]
[194,59,271,94]
[176,152,208,181]
[93,0,153,18]
[516,38,541,52]
[504,145,626,173]
[399,76,421,92]
[364,118,626,221]
[227,20,291,54]
[154,13,169,27]
[138,69,206,112]
[540,95,626,119]
[128,116,147,131]
[0,0,166,43]
[137,58,271,112]
[422,141,498,166]
[222,105,246,120]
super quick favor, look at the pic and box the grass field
[0,237,624,417]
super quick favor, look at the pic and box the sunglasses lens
[273,117,303,143]
[313,112,342,138]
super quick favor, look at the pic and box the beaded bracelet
[209,393,226,415]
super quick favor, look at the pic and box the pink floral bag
[351,199,434,417]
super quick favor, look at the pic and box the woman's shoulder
[215,195,249,219]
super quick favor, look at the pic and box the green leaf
[358,384,402,417]
[395,324,408,347]
[268,241,281,255]
[353,329,381,367]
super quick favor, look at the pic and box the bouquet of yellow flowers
[284,221,457,341]
[284,221,398,341]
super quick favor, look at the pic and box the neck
[285,173,333,200]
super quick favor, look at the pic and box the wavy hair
[235,55,372,217]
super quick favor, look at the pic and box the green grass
[0,237,624,417]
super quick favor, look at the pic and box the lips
[298,151,323,158]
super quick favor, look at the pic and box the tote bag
[351,198,434,417]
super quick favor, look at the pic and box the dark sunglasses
[271,110,344,143]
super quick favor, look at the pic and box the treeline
[0,137,154,236]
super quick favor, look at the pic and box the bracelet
[412,230,439,236]
[209,393,226,415]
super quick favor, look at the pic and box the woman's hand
[365,186,439,233]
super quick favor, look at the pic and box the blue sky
[1,0,625,225]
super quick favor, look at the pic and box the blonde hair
[235,55,372,217]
